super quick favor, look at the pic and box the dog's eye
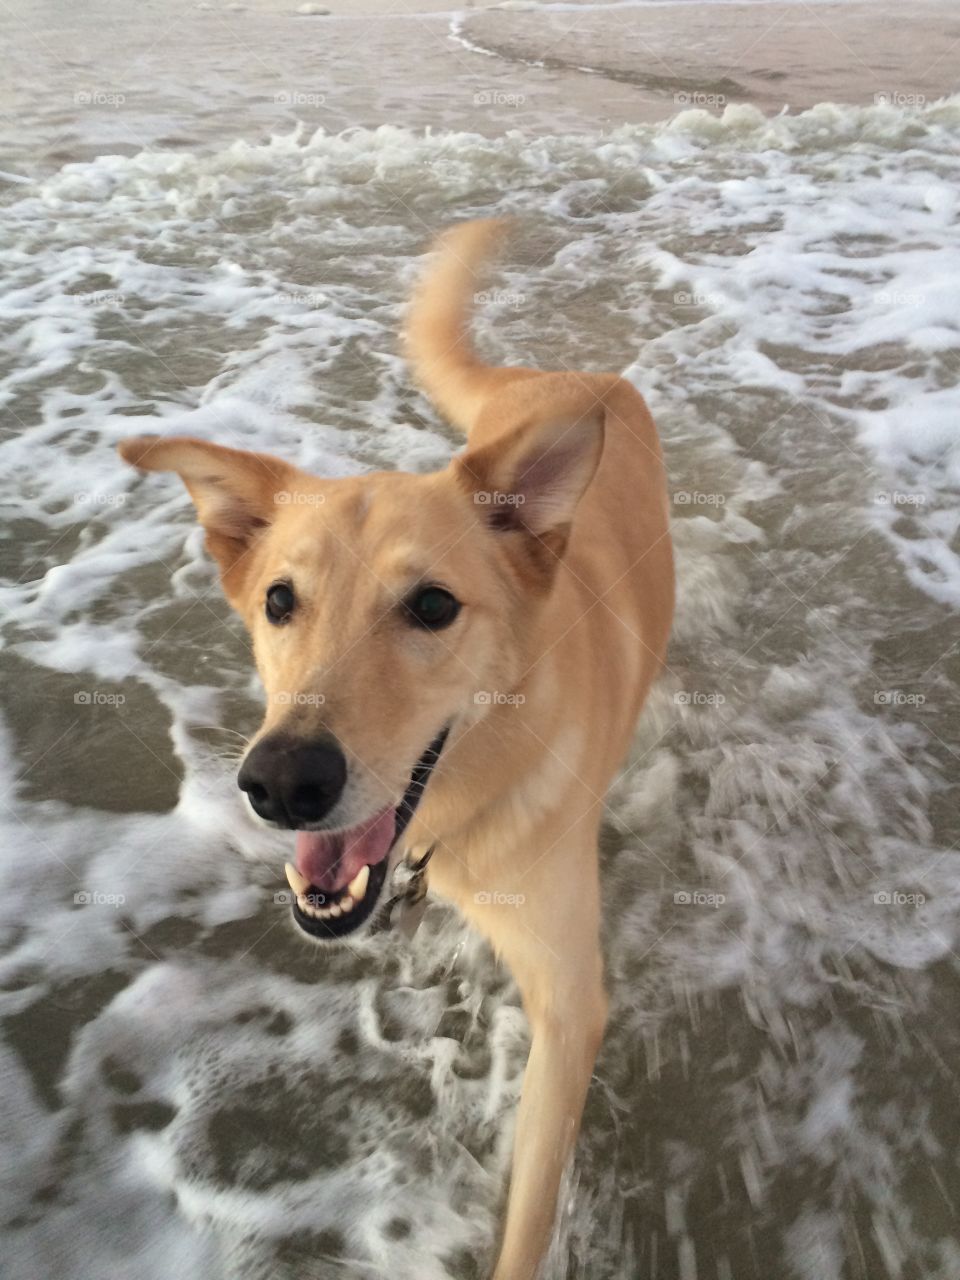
[265,582,295,624]
[405,585,460,630]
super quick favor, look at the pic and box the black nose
[237,733,348,827]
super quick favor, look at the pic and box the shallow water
[2,4,960,1279]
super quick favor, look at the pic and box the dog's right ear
[118,435,298,603]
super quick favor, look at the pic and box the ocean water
[2,17,960,1279]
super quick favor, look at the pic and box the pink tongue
[294,807,396,893]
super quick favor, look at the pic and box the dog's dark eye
[265,582,295,624]
[406,585,460,630]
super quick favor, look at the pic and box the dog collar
[371,723,449,939]
[374,842,436,939]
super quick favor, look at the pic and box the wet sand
[458,0,960,118]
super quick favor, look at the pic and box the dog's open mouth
[282,727,448,940]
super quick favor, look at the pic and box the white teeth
[347,865,370,902]
[285,863,310,896]
[290,863,370,926]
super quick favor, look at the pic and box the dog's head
[118,405,603,940]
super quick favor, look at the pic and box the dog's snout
[237,732,347,827]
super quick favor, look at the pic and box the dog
[118,219,674,1280]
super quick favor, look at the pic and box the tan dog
[118,220,673,1280]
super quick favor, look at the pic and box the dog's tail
[405,219,532,436]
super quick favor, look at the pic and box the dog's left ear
[454,405,605,577]
[117,435,299,605]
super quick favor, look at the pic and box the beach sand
[457,0,960,119]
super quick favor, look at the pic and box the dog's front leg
[492,994,607,1279]
[475,842,608,1280]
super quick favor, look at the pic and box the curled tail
[405,218,533,436]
